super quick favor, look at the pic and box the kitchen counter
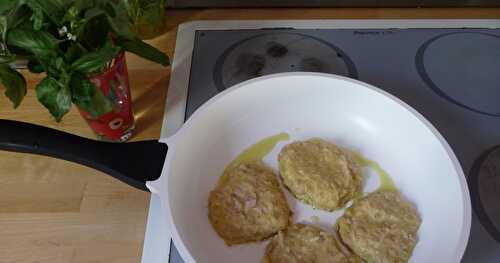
[1,8,499,263]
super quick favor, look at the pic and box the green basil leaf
[0,54,15,64]
[88,83,113,117]
[7,28,58,58]
[0,16,6,40]
[70,72,112,117]
[0,15,14,63]
[64,44,86,64]
[54,57,65,71]
[104,1,134,39]
[117,37,169,66]
[81,14,109,49]
[36,76,71,121]
[104,3,117,17]
[84,7,106,20]
[142,2,165,26]
[0,64,26,108]
[25,0,67,27]
[0,0,19,15]
[39,55,69,77]
[27,59,44,73]
[6,4,31,30]
[73,0,92,10]
[71,43,120,73]
[71,72,93,99]
[29,5,44,30]
[56,84,72,116]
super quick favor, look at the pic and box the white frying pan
[0,73,471,262]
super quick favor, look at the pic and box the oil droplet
[350,151,396,192]
[310,215,320,224]
[227,132,290,169]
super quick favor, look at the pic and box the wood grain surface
[167,0,500,8]
[1,8,499,263]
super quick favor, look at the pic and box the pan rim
[159,72,471,263]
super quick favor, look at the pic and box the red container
[78,52,135,142]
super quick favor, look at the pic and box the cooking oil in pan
[227,132,290,169]
[350,151,396,192]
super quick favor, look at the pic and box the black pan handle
[0,119,168,191]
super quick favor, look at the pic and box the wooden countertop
[1,8,499,263]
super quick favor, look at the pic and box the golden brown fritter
[337,190,421,263]
[278,139,362,211]
[208,161,292,245]
[262,223,359,263]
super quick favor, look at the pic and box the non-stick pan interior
[163,73,470,263]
